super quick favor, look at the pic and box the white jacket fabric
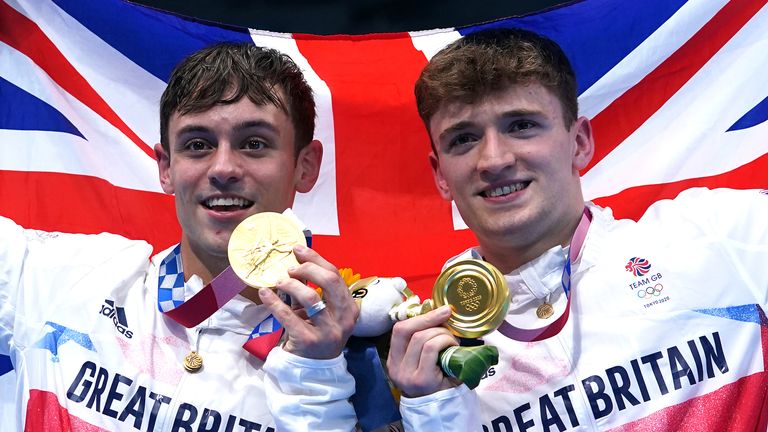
[400,188,768,431]
[0,217,355,431]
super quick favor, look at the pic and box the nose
[476,131,515,176]
[208,145,243,186]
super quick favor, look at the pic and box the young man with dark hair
[1,42,358,431]
[388,28,768,430]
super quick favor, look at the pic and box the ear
[294,140,323,193]
[429,151,453,201]
[154,143,174,195]
[571,116,595,173]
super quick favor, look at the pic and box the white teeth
[206,197,250,207]
[487,183,526,197]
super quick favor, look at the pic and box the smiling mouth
[482,182,530,198]
[203,197,254,212]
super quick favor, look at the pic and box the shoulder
[644,187,765,216]
[640,188,767,239]
[585,188,768,262]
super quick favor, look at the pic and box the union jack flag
[625,257,652,277]
[1,0,766,390]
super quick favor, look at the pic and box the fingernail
[439,305,453,316]
[294,244,307,253]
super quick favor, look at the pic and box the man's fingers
[389,306,452,360]
[401,326,454,368]
[258,286,311,332]
[286,257,357,326]
[418,332,458,369]
[260,247,358,360]
[273,278,331,324]
[387,320,459,398]
[292,244,336,273]
[393,305,453,336]
[290,245,351,305]
[275,277,322,306]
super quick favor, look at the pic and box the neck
[179,241,227,286]
[480,207,585,275]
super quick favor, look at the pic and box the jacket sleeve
[399,385,481,431]
[0,216,151,354]
[263,347,357,432]
[0,217,29,355]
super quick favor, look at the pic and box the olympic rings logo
[636,283,664,299]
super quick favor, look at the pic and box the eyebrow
[437,109,541,142]
[175,120,281,140]
[437,121,475,142]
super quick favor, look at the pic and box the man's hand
[387,305,461,397]
[258,244,358,359]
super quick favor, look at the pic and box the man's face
[156,95,321,270]
[428,83,593,261]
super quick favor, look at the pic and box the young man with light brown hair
[388,28,768,431]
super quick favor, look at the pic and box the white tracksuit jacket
[400,188,768,431]
[0,217,356,431]
[4,187,766,431]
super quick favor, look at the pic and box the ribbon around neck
[496,207,592,342]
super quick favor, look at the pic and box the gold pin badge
[432,260,510,338]
[183,351,203,373]
[228,212,306,303]
[536,303,555,319]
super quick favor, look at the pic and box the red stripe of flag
[295,34,475,297]
[585,0,767,173]
[0,0,154,159]
[593,152,768,220]
[0,171,178,251]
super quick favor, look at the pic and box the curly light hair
[415,28,578,131]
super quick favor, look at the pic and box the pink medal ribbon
[163,266,245,328]
[496,207,592,342]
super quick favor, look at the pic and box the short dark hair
[415,28,578,131]
[160,42,316,154]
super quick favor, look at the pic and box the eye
[447,133,477,150]
[243,138,267,151]
[508,120,537,134]
[184,139,211,152]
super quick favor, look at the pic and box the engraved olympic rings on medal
[636,283,664,299]
[432,259,510,339]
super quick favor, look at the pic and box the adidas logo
[100,299,133,339]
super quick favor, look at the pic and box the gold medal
[536,303,555,319]
[228,212,306,293]
[183,351,203,373]
[432,259,510,338]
